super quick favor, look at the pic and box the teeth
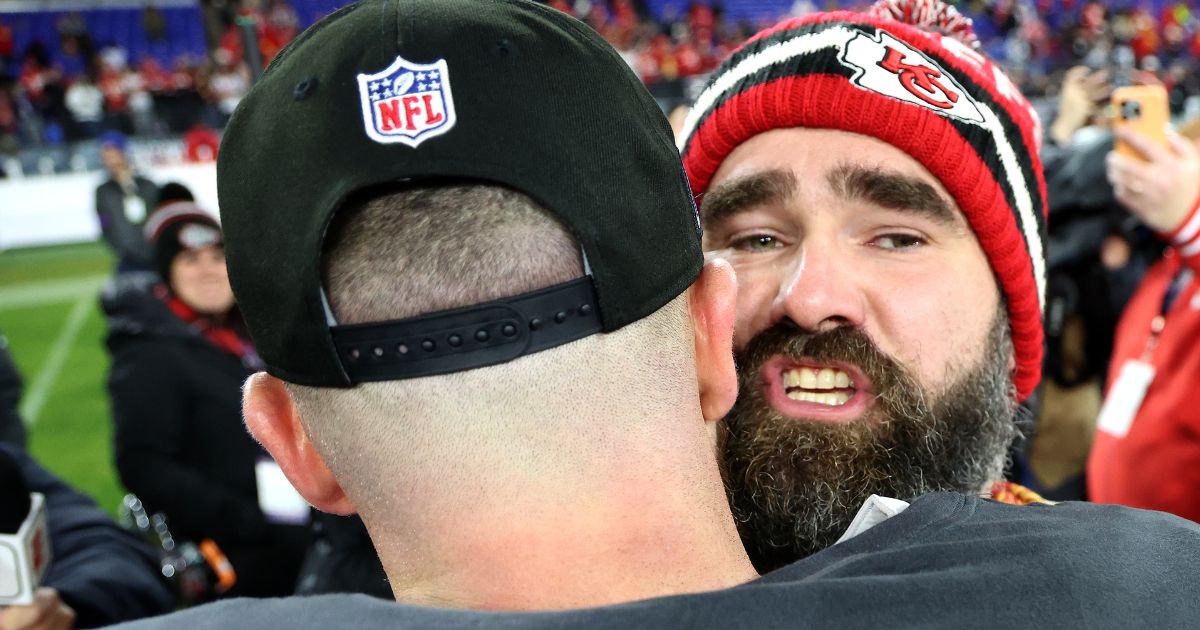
[785,390,851,406]
[783,367,853,391]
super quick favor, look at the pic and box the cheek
[731,267,782,349]
[871,265,998,388]
[170,262,195,288]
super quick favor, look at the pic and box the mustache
[734,320,928,412]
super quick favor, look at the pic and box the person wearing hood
[103,204,309,599]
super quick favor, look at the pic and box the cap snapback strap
[330,277,601,382]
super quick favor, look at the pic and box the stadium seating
[2,6,206,71]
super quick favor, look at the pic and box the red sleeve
[1159,193,1200,276]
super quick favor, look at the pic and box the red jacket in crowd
[1088,199,1200,523]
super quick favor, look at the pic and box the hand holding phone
[1105,85,1200,233]
[1112,85,1169,160]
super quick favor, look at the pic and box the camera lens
[1121,100,1141,120]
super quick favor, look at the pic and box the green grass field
[0,241,125,515]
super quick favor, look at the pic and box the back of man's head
[285,183,707,524]
[216,0,753,609]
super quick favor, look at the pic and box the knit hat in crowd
[678,0,1048,401]
[217,0,700,387]
[143,202,223,285]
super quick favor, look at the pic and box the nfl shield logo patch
[357,55,457,147]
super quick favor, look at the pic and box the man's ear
[242,372,355,514]
[690,258,739,423]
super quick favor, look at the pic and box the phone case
[1112,85,1169,160]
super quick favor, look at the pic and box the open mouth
[758,357,874,422]
[782,366,855,406]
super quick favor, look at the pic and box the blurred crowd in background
[5,0,1200,175]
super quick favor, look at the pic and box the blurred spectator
[56,31,92,80]
[0,443,176,627]
[65,72,104,139]
[205,49,249,127]
[0,334,25,450]
[157,181,196,209]
[213,0,299,70]
[6,0,1200,160]
[1026,66,1166,500]
[0,19,14,65]
[262,0,300,62]
[184,122,220,162]
[0,79,19,155]
[20,44,69,141]
[56,12,88,42]
[1089,123,1200,523]
[104,206,310,599]
[143,5,168,43]
[124,64,157,137]
[94,131,159,273]
[151,55,207,134]
[138,58,170,94]
[98,50,133,134]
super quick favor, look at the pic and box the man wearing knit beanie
[679,0,1049,571]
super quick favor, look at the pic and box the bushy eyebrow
[827,162,964,231]
[699,169,797,227]
[698,163,965,233]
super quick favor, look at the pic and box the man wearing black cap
[217,0,756,611]
[114,0,1200,627]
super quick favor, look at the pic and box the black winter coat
[94,176,159,272]
[103,280,308,597]
[0,443,174,627]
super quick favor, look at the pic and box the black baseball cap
[218,0,702,387]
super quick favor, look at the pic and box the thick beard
[719,309,1017,573]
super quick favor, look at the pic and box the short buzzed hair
[286,182,696,509]
[322,182,584,325]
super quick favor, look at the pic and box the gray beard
[719,309,1018,573]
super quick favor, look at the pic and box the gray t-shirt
[114,493,1200,629]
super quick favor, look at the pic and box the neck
[366,426,757,611]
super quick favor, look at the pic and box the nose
[769,238,866,333]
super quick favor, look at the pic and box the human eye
[870,232,927,251]
[729,233,784,252]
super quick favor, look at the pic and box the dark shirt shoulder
[111,494,1200,630]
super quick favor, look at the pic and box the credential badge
[357,55,457,147]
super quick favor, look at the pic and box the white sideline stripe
[19,295,93,426]
[0,275,106,311]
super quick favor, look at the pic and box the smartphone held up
[1112,85,1169,161]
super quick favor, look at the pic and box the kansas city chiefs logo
[357,55,457,147]
[838,29,984,126]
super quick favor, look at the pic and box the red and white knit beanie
[678,0,1048,401]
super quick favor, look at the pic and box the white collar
[835,495,911,545]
